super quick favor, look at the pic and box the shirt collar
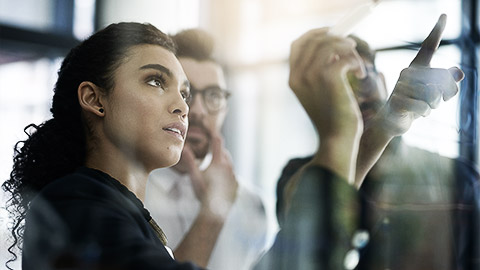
[149,167,189,193]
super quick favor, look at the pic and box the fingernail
[448,67,465,82]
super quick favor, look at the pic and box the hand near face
[373,14,464,137]
[182,118,238,217]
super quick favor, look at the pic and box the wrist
[363,117,395,146]
[312,133,361,185]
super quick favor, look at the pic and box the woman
[2,22,201,269]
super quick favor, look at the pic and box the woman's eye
[147,79,164,88]
[146,75,166,88]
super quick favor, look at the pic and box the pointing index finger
[409,14,447,67]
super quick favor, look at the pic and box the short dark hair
[172,28,216,61]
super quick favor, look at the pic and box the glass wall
[211,0,474,200]
[0,0,478,269]
[205,0,478,268]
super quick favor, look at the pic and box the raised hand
[182,118,238,217]
[173,120,238,267]
[288,28,368,183]
[354,14,465,187]
[289,28,366,141]
[374,14,464,137]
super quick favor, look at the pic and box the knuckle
[400,68,411,77]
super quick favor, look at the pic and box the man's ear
[78,81,105,117]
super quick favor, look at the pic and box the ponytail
[1,22,176,269]
[3,117,85,269]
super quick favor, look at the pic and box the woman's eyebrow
[139,64,173,78]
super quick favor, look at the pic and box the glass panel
[0,57,60,269]
[98,0,201,34]
[73,0,95,40]
[0,58,59,180]
[0,0,55,31]
[376,45,461,158]
[355,0,461,49]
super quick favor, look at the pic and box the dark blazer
[22,167,201,270]
[255,166,360,270]
[274,150,480,270]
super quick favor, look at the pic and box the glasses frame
[185,85,231,114]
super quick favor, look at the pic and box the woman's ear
[78,81,105,117]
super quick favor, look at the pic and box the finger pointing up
[410,14,447,67]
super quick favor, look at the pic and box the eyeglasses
[185,86,231,113]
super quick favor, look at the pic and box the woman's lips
[163,122,187,141]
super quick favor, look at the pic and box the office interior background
[0,0,478,268]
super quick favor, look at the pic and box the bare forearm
[312,133,361,186]
[173,207,229,268]
[354,123,393,188]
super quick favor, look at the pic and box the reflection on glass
[0,57,61,269]
[355,0,461,48]
[73,0,95,40]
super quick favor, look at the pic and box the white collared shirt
[145,167,274,270]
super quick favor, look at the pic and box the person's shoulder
[34,167,120,204]
[277,155,314,192]
[282,156,314,175]
[409,145,480,182]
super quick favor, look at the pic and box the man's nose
[189,93,208,117]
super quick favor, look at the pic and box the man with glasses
[274,33,480,270]
[145,29,274,270]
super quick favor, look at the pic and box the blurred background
[0,0,478,268]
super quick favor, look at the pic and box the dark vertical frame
[458,2,479,269]
[459,0,479,165]
[94,0,103,31]
[53,0,75,35]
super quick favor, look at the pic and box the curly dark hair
[1,22,176,269]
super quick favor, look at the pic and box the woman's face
[103,44,190,172]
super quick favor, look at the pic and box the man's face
[179,57,228,159]
[348,57,388,124]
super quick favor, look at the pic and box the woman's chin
[145,151,182,172]
[162,152,182,168]
[167,155,182,168]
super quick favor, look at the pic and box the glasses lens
[204,88,228,112]
[185,93,193,105]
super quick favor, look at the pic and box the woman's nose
[170,93,189,120]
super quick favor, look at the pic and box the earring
[99,108,104,113]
